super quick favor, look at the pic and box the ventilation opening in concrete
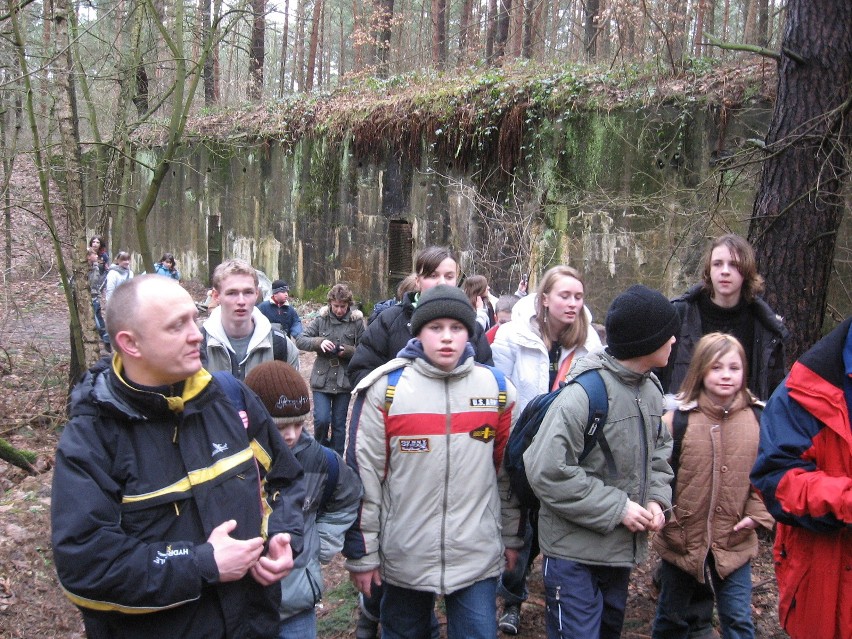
[387,220,413,296]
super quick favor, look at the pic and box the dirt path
[0,278,787,638]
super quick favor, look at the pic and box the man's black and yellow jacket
[51,356,305,639]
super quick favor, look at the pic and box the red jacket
[751,317,852,639]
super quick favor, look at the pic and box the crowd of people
[50,234,851,639]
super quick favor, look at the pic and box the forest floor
[0,276,788,638]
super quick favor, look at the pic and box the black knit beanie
[605,284,679,360]
[244,361,310,424]
[410,285,477,337]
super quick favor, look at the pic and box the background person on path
[245,360,363,639]
[659,234,786,401]
[86,247,109,349]
[490,265,603,635]
[258,279,304,338]
[101,250,133,309]
[201,259,300,380]
[652,333,774,639]
[525,284,677,639]
[89,235,109,274]
[347,245,493,388]
[486,294,520,344]
[51,275,305,639]
[295,283,365,456]
[344,285,522,639]
[154,252,181,280]
[750,317,852,639]
[344,245,493,638]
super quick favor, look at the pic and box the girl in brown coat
[652,333,774,639]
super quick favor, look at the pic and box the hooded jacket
[492,294,603,413]
[102,263,133,305]
[653,393,774,582]
[202,306,300,379]
[525,350,674,567]
[295,305,365,394]
[279,431,362,619]
[661,284,786,400]
[344,341,522,594]
[751,317,852,639]
[347,291,493,386]
[51,356,306,639]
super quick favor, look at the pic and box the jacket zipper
[635,391,649,561]
[440,377,451,593]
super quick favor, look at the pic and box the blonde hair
[211,259,258,290]
[534,265,588,351]
[677,332,753,405]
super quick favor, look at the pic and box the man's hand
[646,501,665,532]
[320,339,336,352]
[621,500,655,532]
[250,533,295,586]
[209,520,265,582]
[349,569,382,596]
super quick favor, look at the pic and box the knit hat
[244,361,310,424]
[605,285,679,360]
[410,285,477,337]
[271,280,289,294]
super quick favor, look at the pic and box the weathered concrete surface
[99,98,813,316]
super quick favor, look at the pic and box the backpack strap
[384,367,406,412]
[383,364,507,413]
[488,365,508,413]
[212,370,249,429]
[213,370,246,410]
[272,330,288,362]
[670,409,689,477]
[573,369,609,464]
[569,370,617,476]
[319,447,340,511]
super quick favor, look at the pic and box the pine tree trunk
[748,0,852,363]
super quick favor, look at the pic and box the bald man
[51,274,306,639]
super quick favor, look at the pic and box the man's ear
[114,330,141,359]
[211,288,221,303]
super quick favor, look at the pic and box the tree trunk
[200,0,215,104]
[248,0,266,99]
[431,0,446,69]
[485,0,497,62]
[756,0,769,47]
[54,0,103,377]
[375,0,394,77]
[305,0,324,91]
[457,0,472,66]
[278,0,290,96]
[748,0,852,364]
[493,0,511,62]
[584,0,599,60]
[509,0,523,57]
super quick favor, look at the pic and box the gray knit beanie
[605,285,679,360]
[410,285,477,337]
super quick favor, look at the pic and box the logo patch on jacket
[470,397,500,408]
[399,438,430,453]
[470,425,496,443]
